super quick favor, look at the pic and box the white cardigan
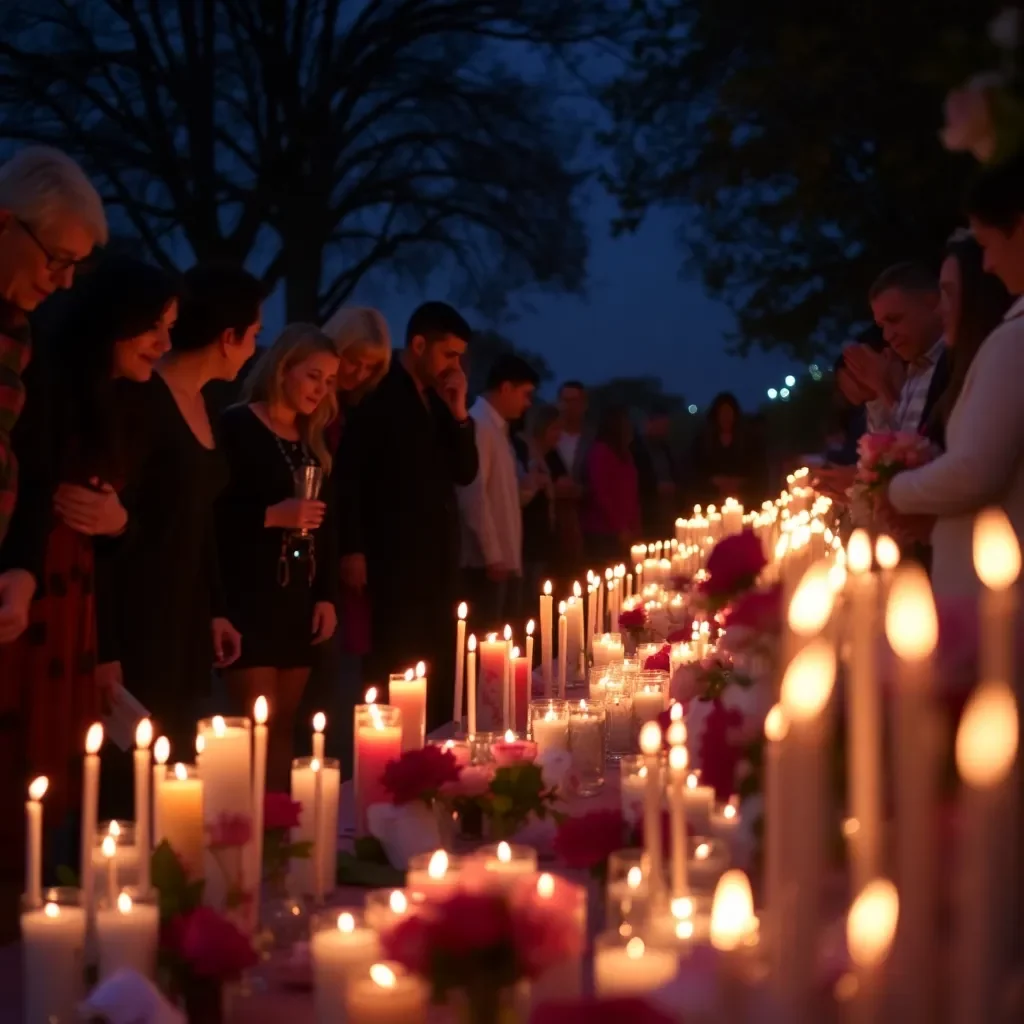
[889,297,1024,599]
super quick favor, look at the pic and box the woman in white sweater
[889,161,1024,599]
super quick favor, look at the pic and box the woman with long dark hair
[582,405,640,562]
[0,255,178,826]
[692,391,759,504]
[218,325,340,789]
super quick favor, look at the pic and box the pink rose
[701,530,766,597]
[440,763,494,798]
[643,645,671,672]
[513,899,584,978]
[618,606,647,631]
[206,812,253,848]
[381,746,462,805]
[723,584,782,633]
[264,792,301,832]
[382,913,432,974]
[167,906,257,980]
[425,892,514,955]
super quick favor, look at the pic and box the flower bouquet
[850,431,938,544]
[553,809,632,883]
[698,530,767,613]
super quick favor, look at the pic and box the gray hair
[0,146,108,244]
[320,305,392,396]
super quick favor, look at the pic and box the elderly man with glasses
[0,146,107,643]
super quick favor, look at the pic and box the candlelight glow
[337,912,355,933]
[956,680,1019,788]
[605,568,613,581]
[672,896,694,920]
[780,639,837,721]
[154,737,170,765]
[109,821,121,838]
[875,535,900,570]
[416,661,426,678]
[537,873,555,899]
[196,735,205,755]
[686,773,698,790]
[174,763,188,781]
[365,687,378,705]
[710,869,756,952]
[668,746,688,774]
[28,776,47,801]
[430,847,450,880]
[85,723,104,755]
[404,668,414,681]
[544,580,552,596]
[497,841,512,864]
[458,601,468,620]
[973,507,1021,590]
[389,891,408,914]
[847,530,872,575]
[666,722,686,746]
[787,562,835,635]
[44,903,59,919]
[503,624,512,642]
[723,803,737,821]
[135,719,153,749]
[625,937,646,959]
[468,635,477,653]
[117,892,133,914]
[312,711,325,734]
[558,601,566,615]
[884,566,938,661]
[627,866,643,889]
[311,758,321,773]
[526,619,534,636]
[254,697,269,725]
[574,581,582,598]
[369,964,397,989]
[764,704,788,743]
[846,879,899,968]
[504,729,516,742]
[101,835,117,860]
[212,716,226,738]
[639,722,662,755]
[676,920,695,940]
[511,646,520,659]
[670,702,683,721]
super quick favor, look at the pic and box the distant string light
[784,375,796,387]
[767,388,778,400]
[687,404,698,414]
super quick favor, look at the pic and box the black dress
[111,374,228,754]
[216,405,337,669]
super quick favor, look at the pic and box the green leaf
[151,840,187,894]
[335,852,405,888]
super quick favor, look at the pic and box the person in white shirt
[889,157,1024,600]
[459,354,539,623]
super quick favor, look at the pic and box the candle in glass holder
[491,728,538,766]
[528,699,569,757]
[593,632,625,668]
[605,851,650,929]
[364,887,438,932]
[569,699,607,796]
[21,889,87,1024]
[91,822,140,898]
[430,738,472,767]
[520,871,588,1003]
[346,962,429,1024]
[290,756,342,899]
[620,755,648,825]
[477,841,538,891]
[593,933,678,996]
[354,697,403,835]
[632,671,668,730]
[605,688,634,759]
[95,889,159,982]
[312,910,382,1024]
[389,664,427,751]
[478,633,508,732]
[688,837,729,892]
[683,772,715,832]
[157,764,204,878]
[406,850,463,891]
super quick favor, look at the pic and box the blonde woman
[216,323,340,788]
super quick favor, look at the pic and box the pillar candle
[557,602,568,698]
[158,764,204,878]
[102,835,118,907]
[884,566,939,1023]
[290,757,342,900]
[152,736,169,848]
[80,722,103,924]
[133,719,153,895]
[312,910,382,1024]
[390,666,427,751]
[638,722,665,904]
[587,584,597,655]
[530,700,569,757]
[197,716,253,911]
[95,891,159,982]
[345,963,429,1024]
[253,697,269,906]
[609,580,619,634]
[540,581,553,697]
[22,896,87,1024]
[467,636,478,735]
[25,777,47,907]
[454,601,468,724]
[477,633,507,732]
[354,701,402,835]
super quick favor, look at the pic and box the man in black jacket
[336,302,478,730]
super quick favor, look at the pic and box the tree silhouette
[602,1,1004,358]
[0,0,630,319]
[465,328,552,400]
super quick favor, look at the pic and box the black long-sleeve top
[335,360,477,608]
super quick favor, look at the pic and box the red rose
[701,529,766,597]
[724,583,782,633]
[264,792,302,831]
[553,809,628,872]
[381,746,462,805]
[382,912,433,974]
[512,898,584,978]
[530,997,676,1024]
[643,645,671,672]
[167,906,257,980]
[699,699,745,801]
[206,812,252,848]
[618,606,647,631]
[429,892,514,953]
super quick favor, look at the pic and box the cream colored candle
[973,506,1020,691]
[454,601,468,724]
[252,697,269,910]
[846,879,899,1024]
[24,777,47,907]
[21,895,87,1024]
[312,910,382,1024]
[763,704,789,979]
[158,764,204,878]
[884,567,939,1022]
[529,699,569,757]
[101,835,118,908]
[540,581,554,697]
[152,736,169,845]
[593,934,677,996]
[667,746,689,899]
[503,624,513,728]
[639,722,665,904]
[467,635,478,735]
[710,869,758,1020]
[290,756,341,900]
[477,841,537,892]
[80,722,103,923]
[567,592,583,679]
[345,963,428,1024]
[525,619,535,691]
[557,602,568,698]
[406,849,463,890]
[133,719,153,894]
[390,665,427,751]
[95,891,159,982]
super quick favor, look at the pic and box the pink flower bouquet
[852,431,938,544]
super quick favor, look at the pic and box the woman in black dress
[112,265,264,757]
[691,391,761,506]
[218,324,340,789]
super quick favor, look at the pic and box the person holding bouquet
[887,157,1024,599]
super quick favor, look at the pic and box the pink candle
[354,701,403,834]
[491,730,538,766]
[389,663,427,751]
[511,649,530,733]
[477,634,507,732]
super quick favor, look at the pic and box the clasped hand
[54,478,127,536]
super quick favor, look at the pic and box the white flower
[990,7,1020,51]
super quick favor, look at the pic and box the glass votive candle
[429,737,472,767]
[643,895,700,951]
[569,698,607,796]
[159,763,203,878]
[490,729,538,766]
[588,664,622,701]
[22,888,87,1024]
[606,849,650,930]
[688,837,730,893]
[312,908,382,1024]
[636,643,663,665]
[405,850,463,890]
[95,887,159,982]
[92,821,140,897]
[604,688,634,761]
[364,887,435,933]
[632,672,669,731]
[354,703,403,834]
[682,770,716,831]
[708,795,742,844]
[621,656,642,686]
[467,731,502,764]
[475,842,538,891]
[619,755,649,826]
[593,931,679,996]
[593,632,625,668]
[528,699,569,757]
[345,961,429,1024]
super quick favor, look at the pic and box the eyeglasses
[17,218,90,273]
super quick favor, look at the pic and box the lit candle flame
[686,773,698,789]
[416,661,426,679]
[212,716,226,738]
[973,507,1021,590]
[44,903,59,919]
[526,619,535,636]
[389,890,408,914]
[404,668,414,681]
[670,702,683,722]
[543,580,552,596]
[101,835,117,860]
[847,529,872,575]
[710,869,755,951]
[627,866,643,889]
[573,581,582,598]
[787,562,835,635]
[174,763,188,782]
[884,566,938,661]
[666,721,686,746]
[365,687,378,705]
[780,639,836,721]
[117,892,133,914]
[28,776,48,802]
[537,873,555,898]
[504,729,516,742]
[625,937,645,959]
[511,646,520,659]
[337,912,355,933]
[846,878,899,968]
[671,896,694,920]
[108,821,121,838]
[468,634,478,654]
[668,746,688,774]
[723,803,737,821]
[458,601,468,620]
[639,722,662,755]
[254,696,269,725]
[135,718,153,750]
[496,841,512,864]
[956,680,1019,788]
[370,963,397,989]
[695,843,710,860]
[154,737,170,766]
[85,723,104,755]
[311,758,321,773]
[195,735,205,755]
[558,601,566,615]
[503,624,512,642]
[875,535,900,570]
[427,850,448,879]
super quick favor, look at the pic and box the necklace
[272,429,318,588]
